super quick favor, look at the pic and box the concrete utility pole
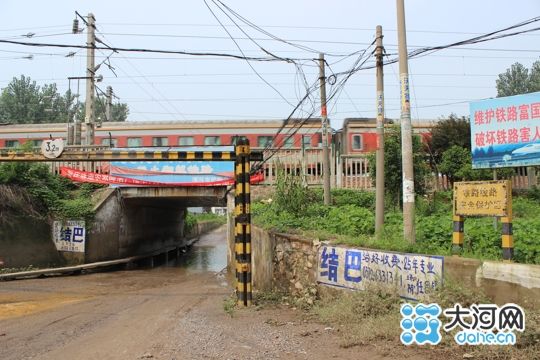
[319,53,332,205]
[375,25,385,234]
[105,86,113,122]
[84,13,96,145]
[396,0,416,243]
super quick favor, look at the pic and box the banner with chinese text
[317,245,444,301]
[52,220,86,252]
[470,91,540,168]
[60,167,264,186]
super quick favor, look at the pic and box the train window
[101,138,118,147]
[258,136,273,148]
[127,137,142,147]
[178,136,194,146]
[5,140,19,148]
[204,136,221,146]
[230,136,242,145]
[152,137,169,146]
[32,140,43,147]
[352,134,363,150]
[302,135,311,148]
[283,137,294,148]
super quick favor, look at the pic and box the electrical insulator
[72,18,79,34]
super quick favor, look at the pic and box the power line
[0,38,315,62]
[91,32,540,52]
[203,0,298,108]
[93,29,189,121]
[98,22,540,37]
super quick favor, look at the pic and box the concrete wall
[87,189,187,263]
[0,216,62,268]
[239,225,540,309]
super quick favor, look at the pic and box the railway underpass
[86,185,228,263]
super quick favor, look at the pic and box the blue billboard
[470,91,540,168]
[109,146,235,186]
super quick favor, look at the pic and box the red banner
[60,167,264,187]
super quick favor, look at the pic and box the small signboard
[470,91,540,168]
[317,245,444,301]
[453,180,511,217]
[52,220,86,252]
[41,138,64,159]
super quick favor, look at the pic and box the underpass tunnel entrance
[87,185,228,262]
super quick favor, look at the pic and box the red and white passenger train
[0,117,432,155]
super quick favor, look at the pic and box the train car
[0,118,323,150]
[335,117,434,155]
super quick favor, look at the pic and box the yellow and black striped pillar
[234,138,252,306]
[452,215,464,255]
[501,185,513,261]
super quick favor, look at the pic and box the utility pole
[375,25,385,234]
[396,0,416,243]
[105,86,113,122]
[319,53,332,205]
[84,13,96,145]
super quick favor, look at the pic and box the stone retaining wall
[243,225,540,309]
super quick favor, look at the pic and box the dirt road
[0,227,400,360]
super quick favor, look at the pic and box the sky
[1,0,539,129]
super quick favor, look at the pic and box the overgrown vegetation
[313,287,401,348]
[311,278,540,358]
[0,150,100,221]
[367,126,430,207]
[252,171,540,264]
[184,211,227,234]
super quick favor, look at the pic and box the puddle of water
[171,230,228,273]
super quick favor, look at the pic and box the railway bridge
[0,141,260,305]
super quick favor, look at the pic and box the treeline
[0,75,129,124]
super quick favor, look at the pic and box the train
[0,117,433,156]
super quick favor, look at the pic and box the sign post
[234,139,252,306]
[453,180,513,261]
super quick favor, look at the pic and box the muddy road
[1,226,399,360]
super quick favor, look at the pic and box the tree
[76,100,129,122]
[0,75,129,124]
[368,125,430,207]
[428,114,470,165]
[496,61,540,97]
[439,145,513,185]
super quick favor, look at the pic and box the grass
[312,285,402,348]
[223,294,237,317]
[309,277,540,358]
[252,188,540,264]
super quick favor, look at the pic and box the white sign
[52,220,86,253]
[41,138,64,159]
[317,245,444,300]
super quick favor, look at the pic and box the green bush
[319,205,374,236]
[252,186,540,265]
[367,125,430,207]
[0,155,95,220]
[274,163,313,215]
[331,189,375,209]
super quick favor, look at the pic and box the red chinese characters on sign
[507,106,518,121]
[532,103,540,119]
[519,104,530,120]
[474,101,540,126]
[474,126,540,147]
[495,107,506,122]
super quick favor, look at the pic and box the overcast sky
[1,0,539,128]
